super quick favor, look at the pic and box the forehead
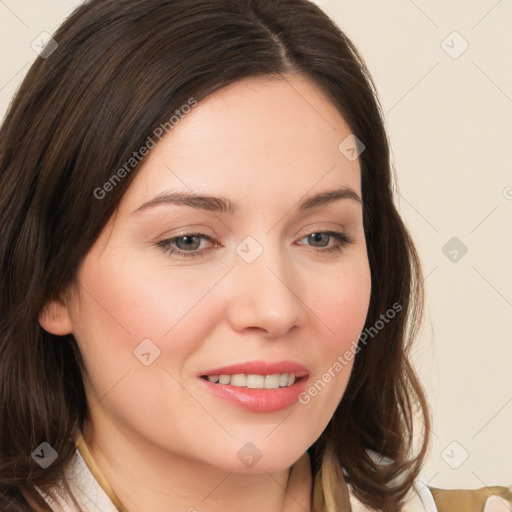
[120,73,361,212]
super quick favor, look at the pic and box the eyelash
[156,231,353,259]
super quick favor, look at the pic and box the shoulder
[348,480,512,512]
[347,480,438,511]
[429,485,512,512]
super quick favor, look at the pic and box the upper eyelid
[159,220,350,240]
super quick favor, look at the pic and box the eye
[156,233,218,258]
[297,231,352,255]
[156,230,353,259]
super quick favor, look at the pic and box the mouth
[198,361,310,413]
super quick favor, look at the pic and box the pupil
[177,236,200,250]
[310,233,328,247]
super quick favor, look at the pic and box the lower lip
[199,377,309,413]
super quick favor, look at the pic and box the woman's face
[55,74,371,472]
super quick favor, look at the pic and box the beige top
[37,435,437,512]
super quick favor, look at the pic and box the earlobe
[39,299,73,336]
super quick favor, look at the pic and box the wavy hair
[0,0,429,510]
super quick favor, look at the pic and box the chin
[210,442,309,475]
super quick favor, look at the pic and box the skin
[40,73,372,512]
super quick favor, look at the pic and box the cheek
[69,255,226,430]
[311,259,372,356]
[295,258,371,430]
[70,252,232,402]
[74,252,229,343]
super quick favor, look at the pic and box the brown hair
[0,0,430,510]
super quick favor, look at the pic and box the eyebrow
[131,186,362,215]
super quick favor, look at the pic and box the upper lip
[200,360,309,378]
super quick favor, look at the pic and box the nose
[225,242,308,339]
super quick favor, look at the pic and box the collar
[75,433,129,512]
[75,434,313,512]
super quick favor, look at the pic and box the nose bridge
[227,234,306,336]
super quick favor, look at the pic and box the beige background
[1,0,511,490]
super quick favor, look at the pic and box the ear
[39,298,73,336]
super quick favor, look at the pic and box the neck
[81,417,312,512]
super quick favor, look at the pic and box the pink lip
[199,377,309,413]
[198,360,310,413]
[199,360,309,378]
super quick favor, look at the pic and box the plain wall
[1,0,511,490]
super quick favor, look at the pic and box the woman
[0,0,510,511]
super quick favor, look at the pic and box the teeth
[246,375,264,388]
[206,373,298,389]
[264,374,280,389]
[230,374,246,387]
